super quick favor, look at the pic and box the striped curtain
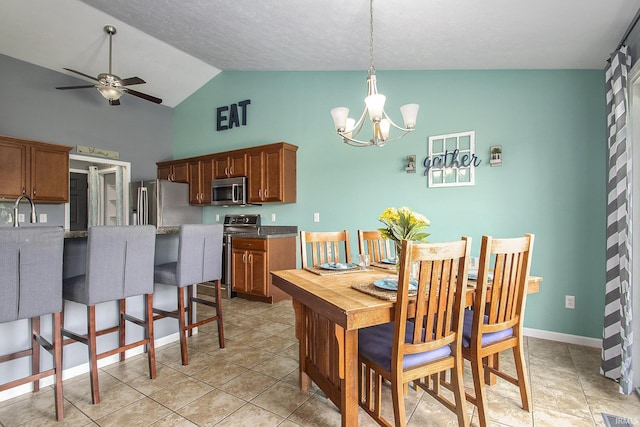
[601,45,633,395]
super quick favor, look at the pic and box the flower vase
[395,241,402,275]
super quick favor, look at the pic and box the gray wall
[0,54,173,181]
[0,54,174,228]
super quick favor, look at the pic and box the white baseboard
[0,331,183,403]
[524,327,601,348]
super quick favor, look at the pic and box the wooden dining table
[270,266,542,427]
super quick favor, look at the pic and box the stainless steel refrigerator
[129,180,202,226]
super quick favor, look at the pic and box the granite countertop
[231,225,298,239]
[64,226,180,239]
[64,225,297,239]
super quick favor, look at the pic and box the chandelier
[330,0,419,147]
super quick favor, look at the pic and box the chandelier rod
[369,0,375,75]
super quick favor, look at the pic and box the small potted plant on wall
[490,145,502,166]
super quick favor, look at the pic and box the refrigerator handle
[138,187,148,225]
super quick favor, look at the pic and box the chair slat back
[357,230,394,262]
[300,230,351,268]
[474,234,534,335]
[394,238,470,360]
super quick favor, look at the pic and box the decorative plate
[319,262,358,271]
[373,277,418,291]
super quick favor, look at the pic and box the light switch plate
[313,212,320,222]
[39,213,48,223]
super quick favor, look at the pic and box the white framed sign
[425,131,479,187]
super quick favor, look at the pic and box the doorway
[69,172,88,230]
[66,154,131,229]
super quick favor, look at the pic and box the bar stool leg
[186,285,194,338]
[145,294,157,379]
[177,287,188,366]
[52,312,64,421]
[31,316,41,392]
[119,299,126,362]
[215,280,225,348]
[87,305,100,404]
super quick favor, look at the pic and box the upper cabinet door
[0,135,71,203]
[213,152,247,179]
[31,145,69,202]
[0,140,28,199]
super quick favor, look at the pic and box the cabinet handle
[258,189,262,198]
[225,167,228,176]
[229,166,233,175]
[264,188,268,197]
[242,253,246,263]
[248,254,253,263]
[33,188,36,196]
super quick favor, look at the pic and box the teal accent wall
[174,69,606,339]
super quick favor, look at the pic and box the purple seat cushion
[462,310,513,348]
[358,322,452,371]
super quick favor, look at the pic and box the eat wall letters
[217,99,251,131]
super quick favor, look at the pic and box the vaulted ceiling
[1,0,638,107]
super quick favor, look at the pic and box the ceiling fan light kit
[330,0,419,147]
[55,25,162,106]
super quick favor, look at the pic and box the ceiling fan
[56,25,162,106]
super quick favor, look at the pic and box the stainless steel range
[222,214,261,298]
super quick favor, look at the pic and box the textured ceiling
[1,0,639,107]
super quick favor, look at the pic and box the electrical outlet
[215,214,220,222]
[39,213,48,223]
[18,213,25,223]
[271,213,276,222]
[565,295,575,309]
[313,212,320,222]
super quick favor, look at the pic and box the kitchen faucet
[13,194,37,227]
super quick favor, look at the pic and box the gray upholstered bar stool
[61,225,156,405]
[0,227,65,420]
[153,224,224,366]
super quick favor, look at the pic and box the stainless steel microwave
[211,176,248,206]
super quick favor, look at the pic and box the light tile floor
[0,296,639,426]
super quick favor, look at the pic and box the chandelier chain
[369,0,375,74]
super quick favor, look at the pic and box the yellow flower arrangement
[378,207,430,256]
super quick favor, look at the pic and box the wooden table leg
[293,301,312,391]
[338,327,359,427]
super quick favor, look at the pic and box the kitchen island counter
[64,226,180,239]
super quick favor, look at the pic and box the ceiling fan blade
[55,85,96,90]
[63,68,98,82]
[125,88,162,104]
[118,76,146,86]
[109,99,121,106]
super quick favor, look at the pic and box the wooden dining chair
[299,230,351,268]
[358,238,471,427]
[357,229,395,263]
[461,233,534,427]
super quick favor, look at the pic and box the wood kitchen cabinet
[188,157,213,205]
[157,142,297,206]
[213,152,246,179]
[247,142,297,204]
[231,236,296,303]
[0,135,71,203]
[157,160,189,183]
